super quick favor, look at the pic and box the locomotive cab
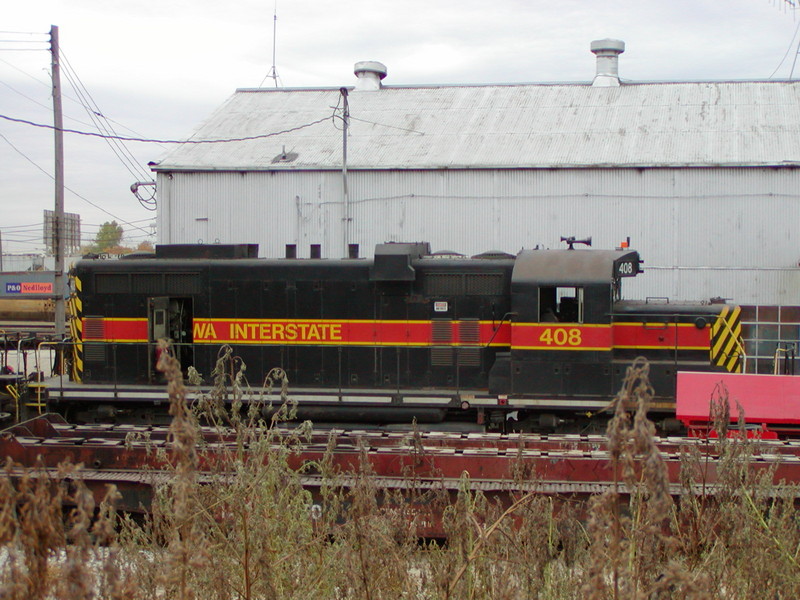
[489,248,641,401]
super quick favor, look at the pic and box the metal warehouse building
[152,40,800,314]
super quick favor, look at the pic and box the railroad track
[4,414,800,537]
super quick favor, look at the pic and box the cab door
[148,296,193,381]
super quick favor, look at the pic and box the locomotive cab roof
[512,248,641,286]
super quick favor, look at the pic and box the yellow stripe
[511,345,611,351]
[513,323,610,329]
[614,345,709,351]
[191,340,509,348]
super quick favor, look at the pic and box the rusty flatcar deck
[3,414,800,537]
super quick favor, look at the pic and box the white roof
[153,81,800,171]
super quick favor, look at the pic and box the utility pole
[50,25,66,339]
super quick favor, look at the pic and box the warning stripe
[67,276,83,382]
[710,305,743,373]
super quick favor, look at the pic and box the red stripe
[83,318,147,342]
[612,322,710,349]
[192,319,512,346]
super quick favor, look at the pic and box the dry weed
[1,352,799,599]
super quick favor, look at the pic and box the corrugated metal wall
[157,167,800,305]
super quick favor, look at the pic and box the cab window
[539,286,584,323]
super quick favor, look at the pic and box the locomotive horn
[560,236,592,250]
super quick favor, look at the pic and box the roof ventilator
[590,39,625,87]
[353,61,387,91]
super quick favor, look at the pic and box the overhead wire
[0,222,44,229]
[0,79,114,132]
[0,112,332,144]
[60,49,154,183]
[769,17,800,78]
[0,32,49,52]
[0,31,49,36]
[1,39,163,229]
[0,57,170,149]
[0,132,151,235]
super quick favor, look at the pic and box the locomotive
[61,239,743,431]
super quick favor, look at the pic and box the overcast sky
[1,0,798,254]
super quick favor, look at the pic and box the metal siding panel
[156,167,800,305]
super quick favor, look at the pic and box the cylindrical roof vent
[590,39,625,87]
[353,61,387,91]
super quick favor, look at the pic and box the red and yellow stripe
[81,317,716,354]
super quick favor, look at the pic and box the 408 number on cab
[538,327,582,346]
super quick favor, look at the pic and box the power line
[0,112,332,144]
[0,132,151,235]
[770,18,800,78]
[0,79,108,132]
[0,56,165,145]
[0,222,44,229]
[60,48,153,182]
[0,31,49,36]
[0,56,50,87]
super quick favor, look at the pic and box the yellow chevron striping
[68,275,84,383]
[710,305,743,373]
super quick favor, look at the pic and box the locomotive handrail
[773,345,797,375]
[642,321,670,330]
[15,336,35,376]
[485,312,516,347]
[717,317,747,373]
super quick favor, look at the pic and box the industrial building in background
[151,39,800,371]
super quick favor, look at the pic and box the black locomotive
[63,240,743,431]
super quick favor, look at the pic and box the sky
[1,0,798,254]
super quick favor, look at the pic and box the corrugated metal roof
[154,81,800,171]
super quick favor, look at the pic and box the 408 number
[538,327,582,346]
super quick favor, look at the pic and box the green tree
[92,221,124,253]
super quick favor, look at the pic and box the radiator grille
[424,273,504,296]
[431,347,453,367]
[132,274,163,294]
[465,273,504,295]
[83,343,106,363]
[459,319,480,344]
[166,273,201,294]
[425,274,462,296]
[95,273,129,294]
[431,319,453,366]
[458,348,481,367]
[431,320,453,343]
[83,317,105,339]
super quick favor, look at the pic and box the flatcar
[60,240,743,431]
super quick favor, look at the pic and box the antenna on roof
[259,1,281,87]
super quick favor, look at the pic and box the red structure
[676,371,800,438]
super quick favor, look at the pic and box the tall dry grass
[0,349,799,598]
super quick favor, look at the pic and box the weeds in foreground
[0,352,799,598]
